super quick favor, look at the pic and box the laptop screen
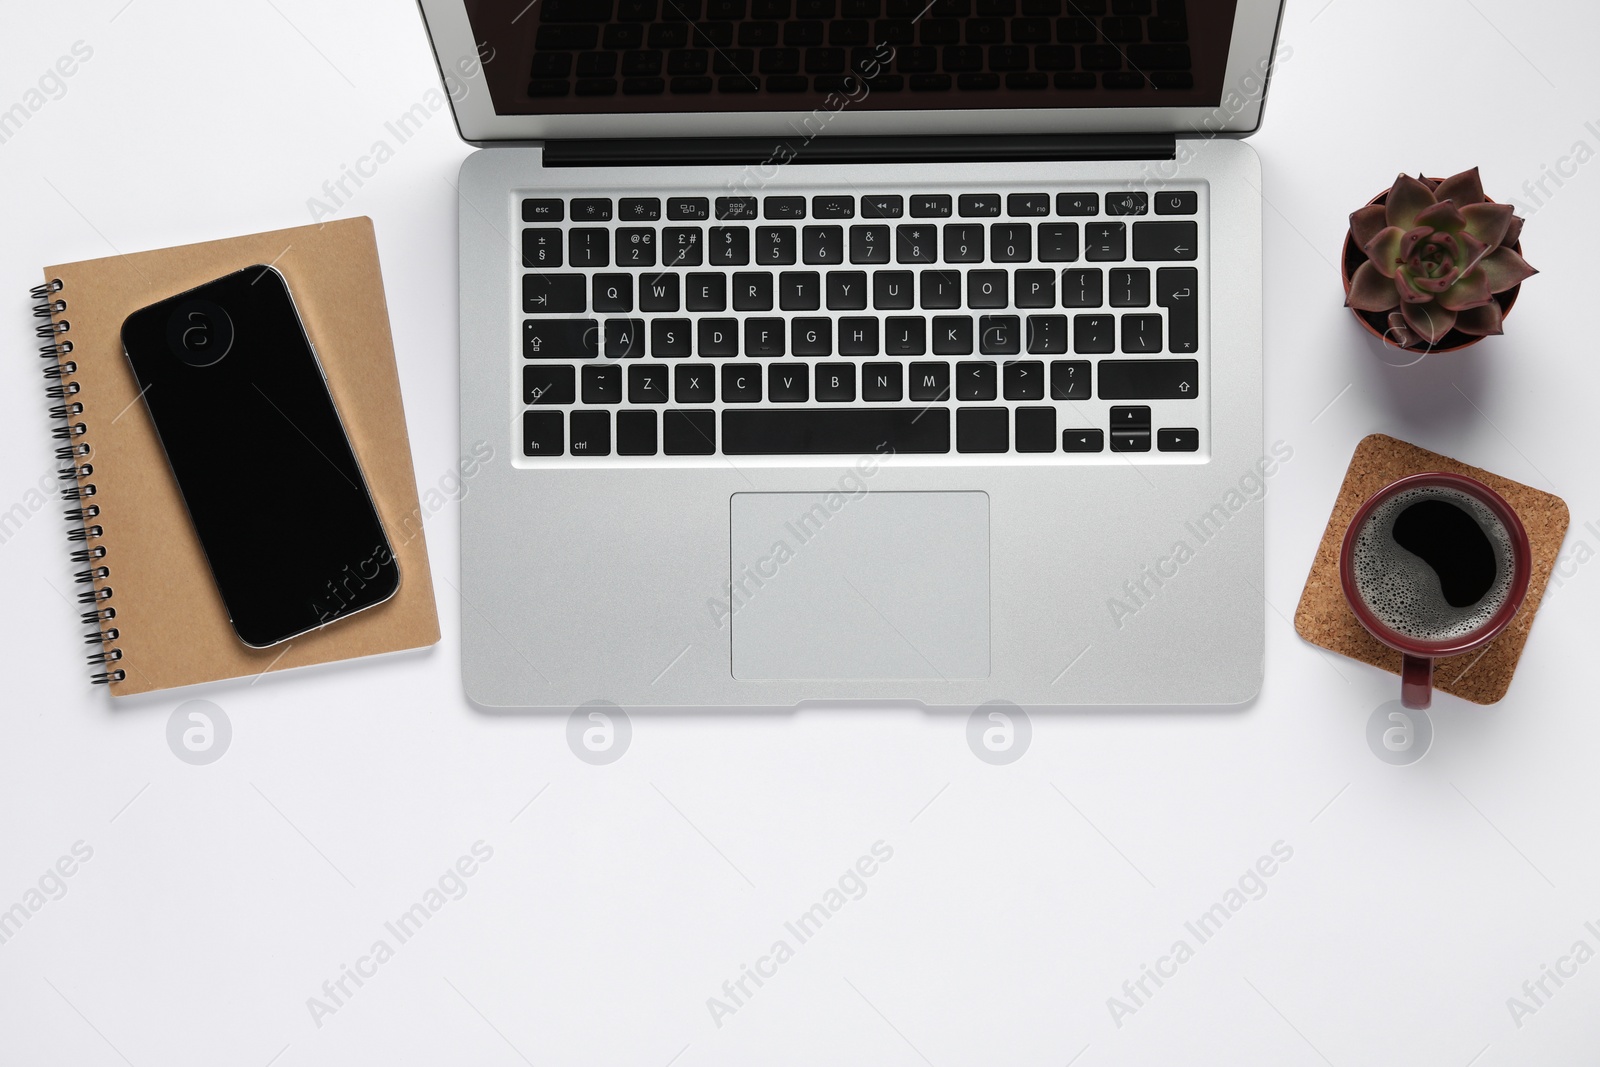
[464,0,1241,120]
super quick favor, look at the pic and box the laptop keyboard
[517,185,1205,461]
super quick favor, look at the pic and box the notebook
[31,218,440,696]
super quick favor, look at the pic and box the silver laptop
[420,0,1283,708]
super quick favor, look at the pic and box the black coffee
[1351,485,1515,642]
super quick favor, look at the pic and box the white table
[3,1,1597,1062]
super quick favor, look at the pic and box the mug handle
[1401,654,1433,710]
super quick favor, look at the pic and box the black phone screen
[121,266,399,647]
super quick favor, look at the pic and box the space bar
[722,408,950,455]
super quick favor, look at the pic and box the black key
[1085,222,1126,261]
[1014,269,1055,308]
[628,363,669,403]
[1109,267,1151,307]
[524,410,563,456]
[531,54,575,77]
[733,271,774,311]
[1061,268,1103,307]
[537,22,599,47]
[525,318,599,358]
[745,317,786,356]
[710,226,751,265]
[873,271,915,309]
[1062,427,1104,452]
[909,361,950,400]
[1050,359,1090,399]
[569,228,610,267]
[933,315,973,354]
[792,317,831,355]
[943,224,985,263]
[957,407,1008,452]
[978,316,1020,355]
[522,228,563,268]
[1121,314,1162,353]
[839,317,879,355]
[640,274,680,312]
[668,197,711,220]
[664,409,716,454]
[570,410,610,456]
[1105,191,1148,215]
[880,317,923,355]
[861,361,903,401]
[1158,427,1199,452]
[524,364,576,405]
[1027,315,1068,355]
[956,360,997,400]
[765,196,807,219]
[617,410,658,455]
[1157,266,1199,354]
[802,225,844,264]
[602,24,642,48]
[1155,190,1197,215]
[812,195,856,219]
[920,270,962,309]
[663,227,704,267]
[1073,314,1115,353]
[896,224,938,263]
[1133,221,1197,261]
[605,317,646,357]
[1038,223,1079,262]
[960,193,1001,217]
[651,318,692,356]
[827,271,869,310]
[615,227,657,266]
[768,362,810,402]
[583,363,622,403]
[523,198,564,222]
[572,197,613,221]
[1097,358,1198,399]
[670,74,714,93]
[968,270,1008,308]
[990,223,1032,263]
[717,196,759,219]
[620,197,662,220]
[1006,193,1049,217]
[593,274,633,312]
[1003,359,1044,400]
[778,271,821,311]
[685,273,726,312]
[722,363,763,402]
[861,194,904,218]
[849,224,890,263]
[699,318,739,356]
[674,363,716,402]
[722,407,950,454]
[523,273,585,312]
[911,194,953,217]
[757,225,797,264]
[1110,405,1151,453]
[1056,192,1098,216]
[1014,406,1056,452]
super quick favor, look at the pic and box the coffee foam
[1351,485,1517,643]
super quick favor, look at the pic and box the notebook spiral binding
[32,278,124,684]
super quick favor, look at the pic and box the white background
[3,1,1599,1063]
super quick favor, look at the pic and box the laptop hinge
[542,134,1176,168]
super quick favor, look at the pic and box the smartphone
[121,265,399,647]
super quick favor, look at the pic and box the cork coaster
[1293,434,1568,704]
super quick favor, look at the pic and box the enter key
[1156,266,1199,354]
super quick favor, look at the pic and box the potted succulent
[1343,168,1535,352]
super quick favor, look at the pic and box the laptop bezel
[418,0,1285,144]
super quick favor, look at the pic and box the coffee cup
[1339,472,1532,709]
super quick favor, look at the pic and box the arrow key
[1062,428,1104,452]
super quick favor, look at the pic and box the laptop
[419,0,1283,708]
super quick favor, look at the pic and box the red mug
[1338,472,1532,710]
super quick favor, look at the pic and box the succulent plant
[1346,168,1535,347]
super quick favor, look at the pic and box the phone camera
[166,299,234,367]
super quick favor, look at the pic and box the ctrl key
[523,411,563,456]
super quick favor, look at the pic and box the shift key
[524,318,599,358]
[523,273,586,313]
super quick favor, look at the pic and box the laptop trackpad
[728,491,989,680]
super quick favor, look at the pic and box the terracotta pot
[1340,181,1521,355]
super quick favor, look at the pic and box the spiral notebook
[30,218,440,696]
